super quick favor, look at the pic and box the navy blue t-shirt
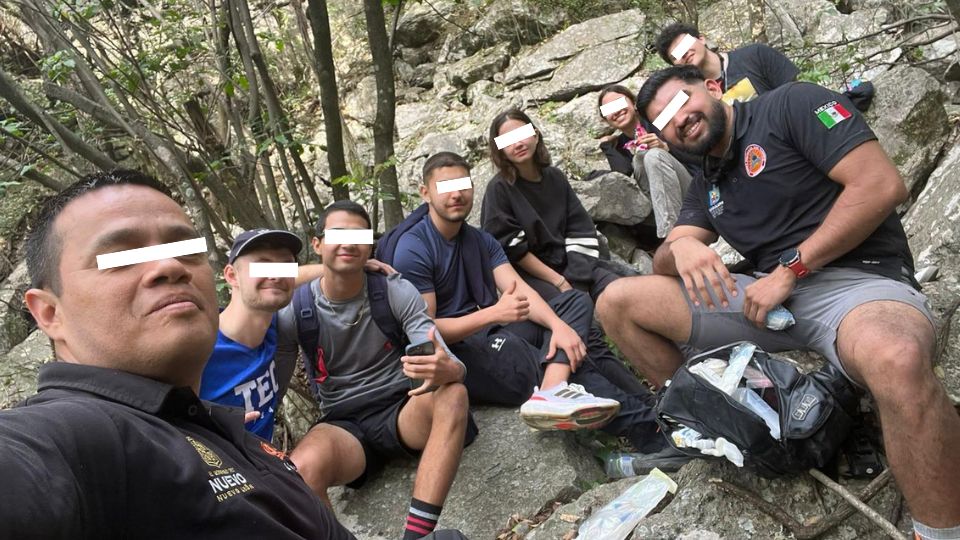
[200,314,282,440]
[393,214,509,318]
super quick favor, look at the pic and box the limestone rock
[520,37,645,102]
[438,0,567,64]
[327,406,603,540]
[503,9,645,87]
[598,222,640,263]
[447,43,511,88]
[573,172,651,226]
[0,261,31,355]
[904,138,960,269]
[865,66,950,195]
[393,0,456,48]
[922,278,960,405]
[526,476,640,539]
[0,330,52,410]
[632,249,654,275]
[341,75,377,126]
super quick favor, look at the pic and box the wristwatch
[779,248,810,279]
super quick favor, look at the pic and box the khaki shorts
[680,266,934,380]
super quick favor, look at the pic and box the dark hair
[315,200,371,237]
[636,65,705,123]
[26,169,173,293]
[488,109,551,183]
[422,151,471,185]
[597,85,637,117]
[655,22,701,64]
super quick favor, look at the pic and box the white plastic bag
[577,469,678,540]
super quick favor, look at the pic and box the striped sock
[402,498,442,540]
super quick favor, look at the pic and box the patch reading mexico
[494,123,535,150]
[249,262,298,278]
[97,237,207,270]
[436,176,472,194]
[323,229,374,245]
[814,100,851,129]
[670,34,697,61]
[652,90,689,131]
[743,144,767,177]
[599,96,629,117]
[708,185,724,218]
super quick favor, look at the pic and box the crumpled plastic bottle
[577,469,678,540]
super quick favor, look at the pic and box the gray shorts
[680,266,934,379]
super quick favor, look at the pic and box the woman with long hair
[597,84,693,238]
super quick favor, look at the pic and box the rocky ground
[2,0,959,538]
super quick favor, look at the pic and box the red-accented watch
[779,248,810,278]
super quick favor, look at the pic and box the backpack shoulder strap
[292,283,322,395]
[366,271,406,349]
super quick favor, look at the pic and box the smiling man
[595,66,960,539]
[0,170,354,539]
[199,229,303,441]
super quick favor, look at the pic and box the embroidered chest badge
[744,144,766,177]
[814,100,851,129]
[708,185,724,217]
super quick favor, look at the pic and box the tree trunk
[362,0,403,229]
[947,0,960,24]
[306,0,350,201]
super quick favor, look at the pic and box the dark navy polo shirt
[724,43,799,96]
[0,362,354,540]
[676,82,915,280]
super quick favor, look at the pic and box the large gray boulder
[573,172,652,226]
[503,9,645,88]
[393,0,457,48]
[446,43,512,88]
[437,0,567,64]
[865,66,950,196]
[0,330,52,410]
[328,406,604,539]
[519,37,645,102]
[923,278,960,406]
[904,139,960,269]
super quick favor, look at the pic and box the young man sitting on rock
[382,152,687,465]
[277,200,475,540]
[655,22,798,104]
[595,65,960,540]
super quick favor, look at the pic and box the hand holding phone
[404,341,435,390]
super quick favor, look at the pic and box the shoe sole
[520,404,621,431]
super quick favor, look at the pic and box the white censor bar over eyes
[97,238,207,270]
[652,90,689,131]
[494,123,535,150]
[324,229,374,244]
[670,34,697,61]
[599,96,629,118]
[249,262,299,278]
[437,176,472,194]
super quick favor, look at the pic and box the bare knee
[596,277,634,324]
[290,426,360,491]
[433,382,469,425]
[850,336,935,405]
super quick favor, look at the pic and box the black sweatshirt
[481,167,605,287]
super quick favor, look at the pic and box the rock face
[573,172,651,226]
[0,330,52,410]
[865,66,951,196]
[327,407,603,540]
[0,261,32,355]
[904,140,960,269]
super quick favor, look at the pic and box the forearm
[797,183,904,271]
[435,309,496,345]
[517,253,564,286]
[295,264,324,287]
[524,284,565,331]
[652,241,681,275]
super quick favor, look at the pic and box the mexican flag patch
[814,101,851,129]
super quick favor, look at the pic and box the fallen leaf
[559,513,580,523]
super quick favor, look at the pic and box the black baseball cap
[227,229,303,265]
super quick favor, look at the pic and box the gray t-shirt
[277,273,460,420]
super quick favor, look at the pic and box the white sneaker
[519,382,620,431]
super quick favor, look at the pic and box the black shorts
[322,389,479,489]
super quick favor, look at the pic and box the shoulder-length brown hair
[488,108,551,183]
[597,84,637,117]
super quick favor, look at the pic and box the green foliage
[539,0,669,23]
[40,50,76,82]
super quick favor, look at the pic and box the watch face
[780,249,799,265]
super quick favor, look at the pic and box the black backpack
[656,341,858,477]
[292,271,407,398]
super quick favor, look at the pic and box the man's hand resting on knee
[670,235,738,309]
[402,326,466,396]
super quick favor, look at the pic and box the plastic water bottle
[605,453,644,479]
[578,469,678,540]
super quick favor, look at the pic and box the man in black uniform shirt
[0,170,354,539]
[655,22,799,103]
[596,66,959,538]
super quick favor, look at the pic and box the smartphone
[404,341,435,388]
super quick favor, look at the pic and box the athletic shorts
[321,387,479,489]
[679,266,935,380]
